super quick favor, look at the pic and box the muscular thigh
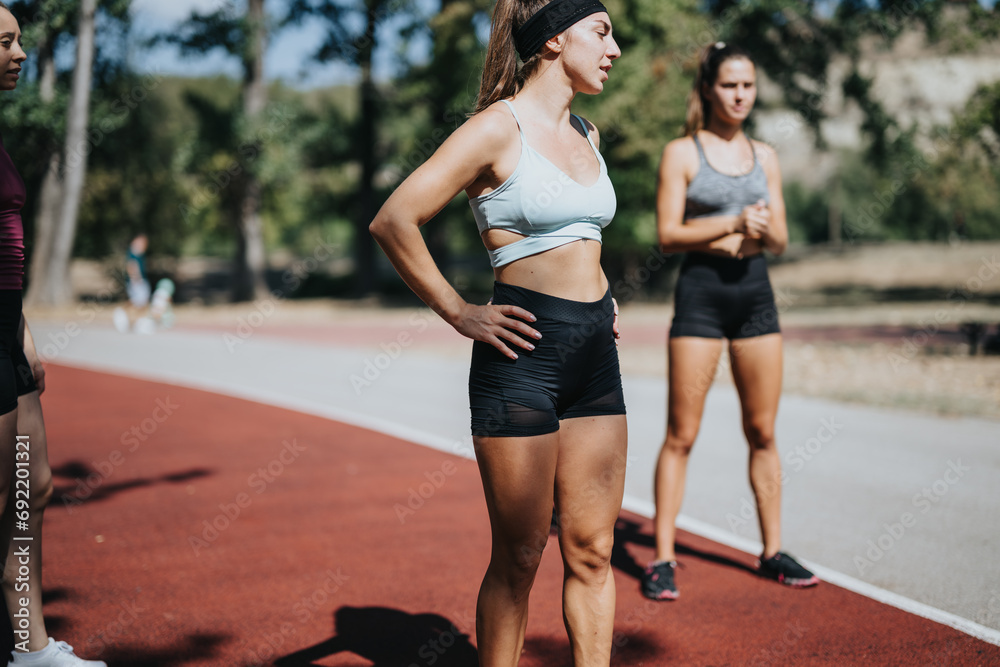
[667,337,724,439]
[553,415,627,539]
[475,433,560,560]
[729,333,783,423]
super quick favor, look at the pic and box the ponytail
[474,0,552,114]
[683,42,754,136]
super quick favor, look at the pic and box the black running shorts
[0,290,36,415]
[469,281,626,438]
[670,253,781,340]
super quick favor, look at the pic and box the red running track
[4,364,997,666]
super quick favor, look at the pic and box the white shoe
[112,307,129,333]
[8,638,107,666]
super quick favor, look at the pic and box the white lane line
[52,358,1000,648]
[622,497,1000,648]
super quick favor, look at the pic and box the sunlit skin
[657,57,787,258]
[0,9,26,92]
[705,57,757,132]
[372,12,621,360]
[472,15,621,322]
[370,10,627,667]
[652,53,792,572]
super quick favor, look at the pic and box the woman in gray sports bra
[642,43,819,601]
[370,0,628,664]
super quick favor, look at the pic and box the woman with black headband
[642,42,818,601]
[370,0,624,663]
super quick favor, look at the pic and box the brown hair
[684,42,754,136]
[474,0,553,114]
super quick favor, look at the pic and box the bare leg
[652,337,724,562]
[729,334,784,559]
[555,414,627,667]
[0,407,20,641]
[0,392,52,651]
[474,432,559,667]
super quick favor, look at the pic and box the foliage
[5,0,1000,300]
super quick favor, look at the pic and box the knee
[493,535,546,591]
[664,428,697,456]
[33,473,54,511]
[743,418,775,449]
[563,532,614,581]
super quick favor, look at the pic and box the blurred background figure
[113,234,153,334]
[644,42,817,602]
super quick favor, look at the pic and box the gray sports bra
[469,100,617,268]
[684,132,769,220]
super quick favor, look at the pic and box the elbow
[657,230,677,253]
[369,215,388,244]
[658,236,683,254]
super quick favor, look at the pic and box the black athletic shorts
[669,253,781,340]
[0,290,36,416]
[469,281,626,438]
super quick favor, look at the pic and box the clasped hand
[738,199,770,240]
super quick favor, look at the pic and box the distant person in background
[643,42,818,601]
[113,234,154,334]
[0,3,107,665]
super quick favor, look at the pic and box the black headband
[514,0,608,62]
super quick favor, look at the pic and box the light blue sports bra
[469,99,617,268]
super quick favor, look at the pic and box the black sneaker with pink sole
[758,552,819,587]
[641,560,679,600]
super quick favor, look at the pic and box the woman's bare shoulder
[456,102,520,151]
[661,135,699,172]
[750,138,780,174]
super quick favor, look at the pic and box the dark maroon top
[0,134,25,291]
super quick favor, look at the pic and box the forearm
[762,231,787,256]
[686,233,744,254]
[659,215,741,252]
[370,218,467,326]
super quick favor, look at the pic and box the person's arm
[20,316,44,394]
[756,141,788,256]
[369,109,541,360]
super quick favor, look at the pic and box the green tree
[286,0,418,297]
[22,0,97,305]
[390,0,492,286]
[164,0,273,301]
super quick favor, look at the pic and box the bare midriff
[484,229,608,302]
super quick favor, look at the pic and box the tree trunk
[24,25,63,306]
[29,0,96,306]
[353,1,380,297]
[232,0,270,302]
[828,173,841,245]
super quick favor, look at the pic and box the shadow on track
[611,516,756,581]
[49,463,213,508]
[275,606,477,666]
